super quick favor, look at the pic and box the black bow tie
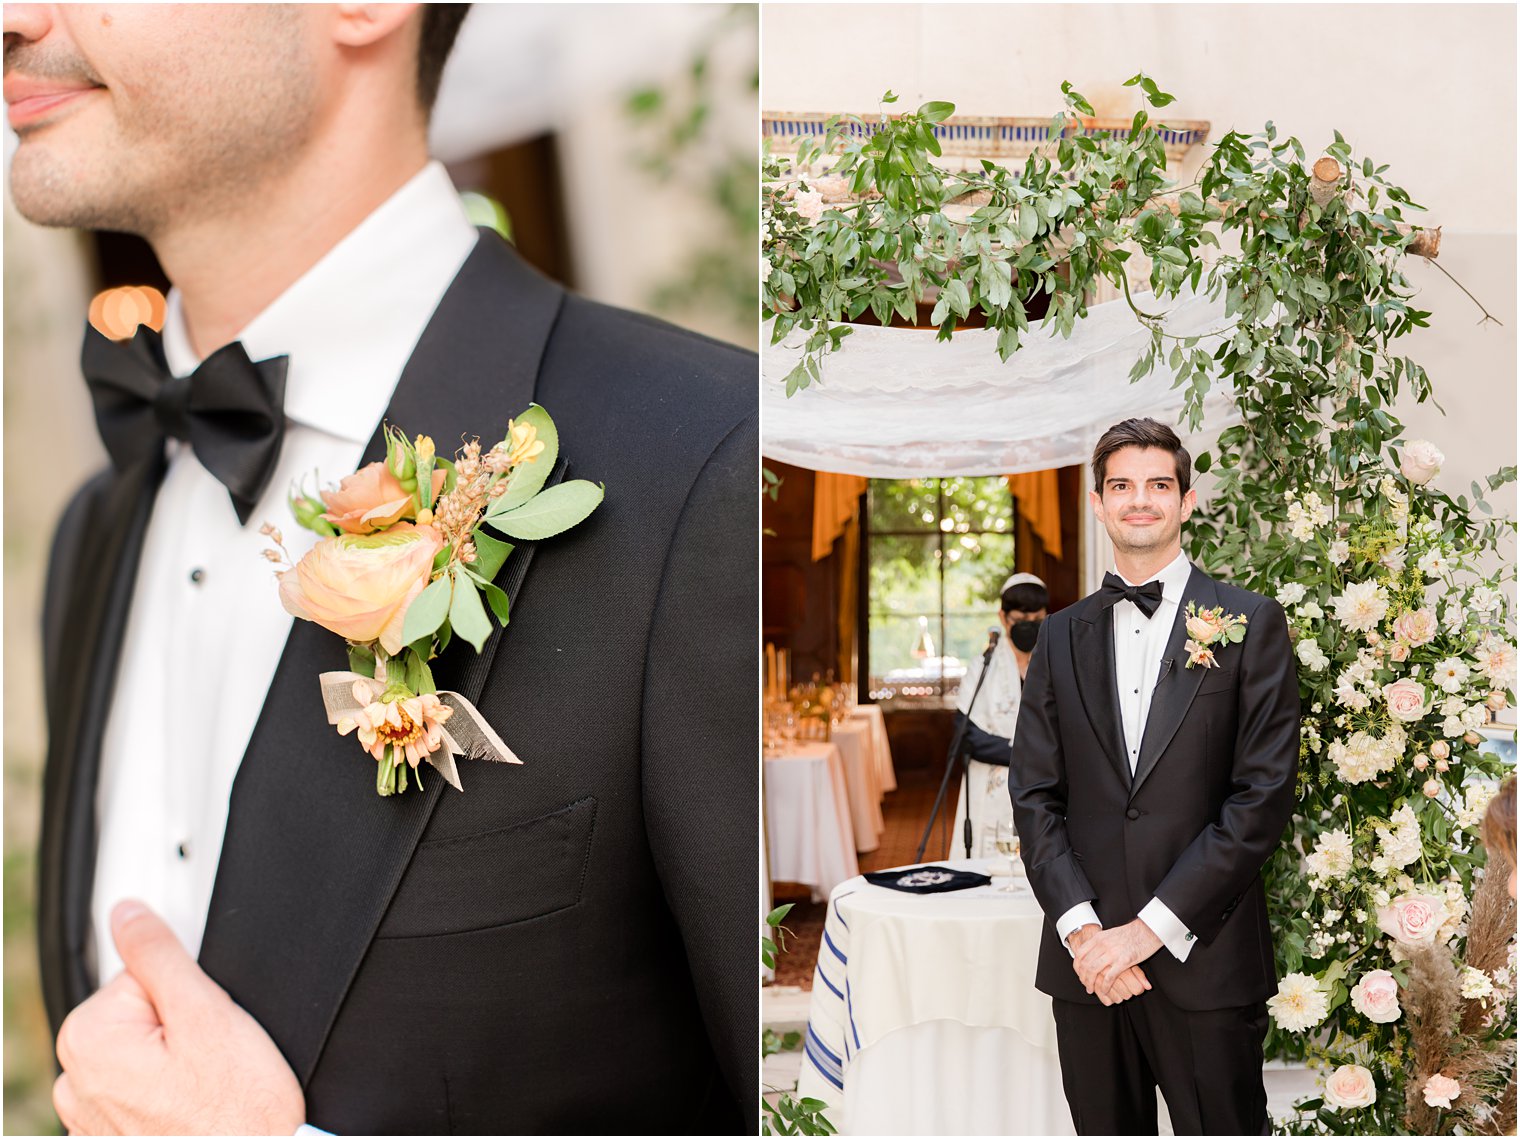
[82,323,288,525]
[1098,573,1165,618]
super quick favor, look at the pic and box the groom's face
[4,4,320,235]
[1090,445,1195,556]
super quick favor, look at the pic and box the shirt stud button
[189,568,206,585]
[176,841,190,859]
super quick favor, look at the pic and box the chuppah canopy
[761,288,1239,477]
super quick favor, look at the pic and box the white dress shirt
[88,161,479,985]
[1056,550,1197,963]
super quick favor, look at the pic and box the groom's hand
[1066,924,1150,1006]
[1073,918,1163,998]
[53,901,304,1135]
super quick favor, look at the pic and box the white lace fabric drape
[762,289,1239,476]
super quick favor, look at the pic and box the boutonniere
[1183,601,1248,669]
[264,406,603,796]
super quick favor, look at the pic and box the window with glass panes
[864,477,1015,704]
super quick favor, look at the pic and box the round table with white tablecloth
[848,703,896,793]
[795,859,1074,1136]
[830,719,885,853]
[764,743,860,902]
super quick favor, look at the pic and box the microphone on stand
[983,627,1001,662]
[963,628,1000,854]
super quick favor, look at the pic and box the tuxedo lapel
[39,454,165,1027]
[198,233,566,1084]
[1129,566,1219,800]
[1069,597,1132,791]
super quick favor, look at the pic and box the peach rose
[279,522,443,655]
[1391,608,1438,648]
[1349,969,1401,1023]
[1186,611,1226,642]
[1381,678,1429,723]
[1430,740,1451,760]
[1400,441,1444,485]
[1422,1074,1460,1109]
[1376,893,1446,947]
[320,461,446,535]
[1324,1064,1377,1110]
[1389,641,1410,663]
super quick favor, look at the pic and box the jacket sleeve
[1152,597,1300,945]
[1007,623,1099,922]
[954,712,1013,765]
[639,412,757,1122]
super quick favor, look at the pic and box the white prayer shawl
[956,641,1023,739]
[950,642,1024,858]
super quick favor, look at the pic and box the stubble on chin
[7,12,317,238]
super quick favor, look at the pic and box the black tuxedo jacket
[1008,565,1299,1011]
[39,233,757,1134]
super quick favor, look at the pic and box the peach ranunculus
[320,461,447,535]
[1186,610,1226,643]
[1391,607,1438,648]
[1400,440,1445,485]
[1422,1074,1460,1109]
[1375,893,1446,948]
[1324,1064,1377,1110]
[279,523,443,655]
[337,677,454,768]
[1382,678,1429,723]
[1349,969,1402,1023]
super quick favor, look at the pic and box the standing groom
[1009,418,1299,1135]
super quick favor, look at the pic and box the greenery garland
[762,77,1516,1134]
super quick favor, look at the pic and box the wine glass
[994,820,1021,892]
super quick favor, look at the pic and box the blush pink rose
[1422,1074,1460,1109]
[1324,1064,1377,1110]
[1376,893,1446,947]
[1381,678,1429,723]
[1430,740,1451,760]
[279,523,443,655]
[1349,969,1401,1023]
[1391,608,1438,648]
[1400,440,1444,485]
[320,461,447,535]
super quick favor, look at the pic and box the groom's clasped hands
[1068,920,1164,1006]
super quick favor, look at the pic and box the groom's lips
[3,79,101,130]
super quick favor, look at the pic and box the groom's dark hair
[1091,418,1192,497]
[418,5,472,114]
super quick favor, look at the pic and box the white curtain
[761,289,1240,477]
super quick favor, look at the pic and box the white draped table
[795,859,1074,1136]
[849,704,896,793]
[831,720,885,853]
[764,743,860,901]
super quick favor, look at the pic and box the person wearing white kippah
[950,573,1048,858]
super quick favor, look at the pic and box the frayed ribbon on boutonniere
[1183,601,1249,669]
[317,661,520,793]
[264,404,604,796]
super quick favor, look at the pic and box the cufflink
[1185,932,1195,941]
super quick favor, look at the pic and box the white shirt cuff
[1139,896,1196,962]
[1056,902,1100,955]
[295,1126,333,1137]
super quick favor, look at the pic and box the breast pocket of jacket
[1194,666,1237,698]
[375,796,597,939]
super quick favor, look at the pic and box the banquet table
[795,859,1074,1136]
[849,704,896,793]
[830,719,885,853]
[764,743,860,901]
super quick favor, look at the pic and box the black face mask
[1008,619,1042,652]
